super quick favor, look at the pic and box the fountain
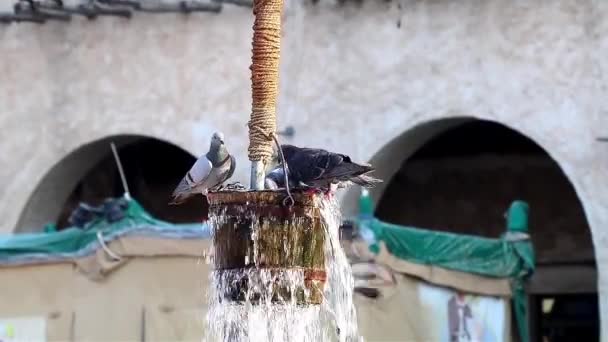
[205,192,360,341]
[204,1,361,341]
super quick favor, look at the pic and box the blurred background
[0,0,606,341]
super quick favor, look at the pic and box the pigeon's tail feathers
[172,177,191,196]
[321,162,375,181]
[170,177,194,205]
[169,195,189,206]
[351,174,383,188]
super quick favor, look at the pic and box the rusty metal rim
[206,189,322,206]
[208,205,321,218]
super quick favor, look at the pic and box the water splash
[205,195,361,342]
[317,196,362,342]
[205,268,330,342]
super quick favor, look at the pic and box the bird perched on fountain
[170,132,236,204]
[265,166,381,191]
[264,144,381,192]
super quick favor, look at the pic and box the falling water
[318,196,362,342]
[205,195,361,342]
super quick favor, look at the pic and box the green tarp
[2,193,534,341]
[0,198,207,263]
[356,191,535,342]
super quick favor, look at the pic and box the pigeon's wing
[321,162,375,181]
[223,155,236,182]
[189,155,213,184]
[172,156,212,197]
[305,151,368,182]
[169,179,193,204]
[172,178,191,196]
[208,154,236,190]
[309,151,374,181]
[302,152,376,188]
[288,148,339,181]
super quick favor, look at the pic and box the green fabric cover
[507,200,530,233]
[356,190,535,342]
[0,199,204,260]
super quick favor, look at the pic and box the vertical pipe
[248,0,284,189]
[250,160,266,190]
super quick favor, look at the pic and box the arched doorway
[16,135,207,232]
[373,119,598,341]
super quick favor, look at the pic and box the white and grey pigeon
[264,144,382,192]
[170,132,235,205]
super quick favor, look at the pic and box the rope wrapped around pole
[248,0,283,189]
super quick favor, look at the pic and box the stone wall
[1,0,607,338]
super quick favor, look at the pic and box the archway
[372,118,598,341]
[16,135,206,233]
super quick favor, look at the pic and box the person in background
[448,292,474,342]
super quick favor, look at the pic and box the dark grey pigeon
[265,166,381,190]
[266,144,382,191]
[264,167,297,190]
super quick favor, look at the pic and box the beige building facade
[0,0,606,339]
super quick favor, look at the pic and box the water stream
[205,195,361,342]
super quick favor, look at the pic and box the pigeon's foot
[221,182,247,191]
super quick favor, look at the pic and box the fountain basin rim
[207,189,323,207]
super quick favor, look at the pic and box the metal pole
[250,160,265,190]
[110,142,131,200]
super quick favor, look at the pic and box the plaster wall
[1,0,606,338]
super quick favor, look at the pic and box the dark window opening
[531,293,599,342]
[56,137,206,229]
[375,119,597,341]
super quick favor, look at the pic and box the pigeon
[266,144,381,191]
[264,166,296,190]
[170,132,236,205]
[265,166,381,191]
